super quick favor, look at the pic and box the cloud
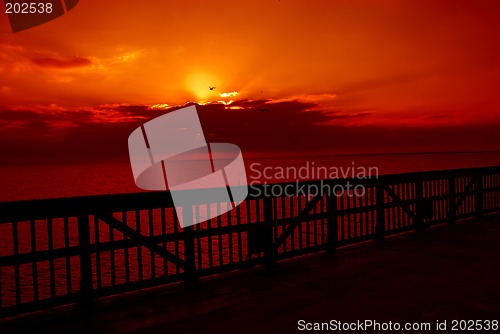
[30,57,93,69]
[0,42,143,78]
[423,113,455,120]
[325,112,372,120]
[0,99,353,164]
[0,99,499,166]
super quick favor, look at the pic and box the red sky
[1,0,500,165]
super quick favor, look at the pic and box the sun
[184,72,219,102]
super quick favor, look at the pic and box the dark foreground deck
[1,213,500,333]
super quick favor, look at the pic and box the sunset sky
[1,0,500,165]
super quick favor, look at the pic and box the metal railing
[0,166,499,316]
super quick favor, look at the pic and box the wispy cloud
[30,57,93,69]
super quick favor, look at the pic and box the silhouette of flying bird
[209,86,216,91]
[260,108,268,113]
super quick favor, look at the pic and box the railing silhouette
[0,166,499,317]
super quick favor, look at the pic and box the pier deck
[1,213,499,333]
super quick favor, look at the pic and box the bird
[260,108,268,113]
[209,86,216,91]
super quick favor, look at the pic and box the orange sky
[0,0,499,163]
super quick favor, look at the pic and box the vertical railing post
[448,176,456,224]
[375,183,385,240]
[326,192,337,254]
[476,174,484,219]
[183,206,197,283]
[414,181,425,232]
[263,196,276,267]
[77,213,93,307]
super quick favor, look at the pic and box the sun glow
[184,72,219,102]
